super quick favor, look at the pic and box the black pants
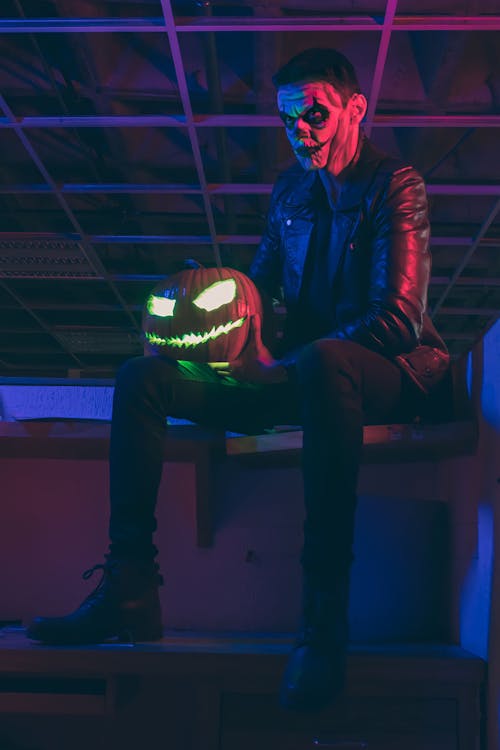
[109,339,423,589]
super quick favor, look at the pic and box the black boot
[279,580,350,712]
[26,558,163,645]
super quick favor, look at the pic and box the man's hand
[211,315,288,385]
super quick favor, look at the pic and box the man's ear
[349,93,367,124]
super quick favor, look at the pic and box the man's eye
[305,109,327,125]
[282,114,295,129]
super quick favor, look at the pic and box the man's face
[277,80,355,171]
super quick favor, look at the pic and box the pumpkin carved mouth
[145,317,246,349]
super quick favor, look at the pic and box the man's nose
[292,117,309,137]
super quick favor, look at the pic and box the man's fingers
[207,362,230,377]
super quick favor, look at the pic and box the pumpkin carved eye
[193,279,236,312]
[147,295,176,317]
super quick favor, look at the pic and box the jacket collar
[283,134,388,212]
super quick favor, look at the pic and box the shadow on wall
[460,326,499,658]
[462,319,500,750]
[460,502,493,660]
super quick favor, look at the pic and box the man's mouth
[295,143,325,157]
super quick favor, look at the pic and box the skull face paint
[277,81,356,173]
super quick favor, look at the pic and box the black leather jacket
[249,135,450,395]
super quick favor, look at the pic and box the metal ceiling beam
[2,182,500,196]
[0,231,243,244]
[430,237,474,247]
[175,16,500,32]
[434,238,500,247]
[0,332,484,346]
[159,0,221,267]
[0,279,84,366]
[2,232,500,247]
[1,16,499,33]
[0,181,497,196]
[3,114,499,128]
[0,18,166,33]
[2,271,498,287]
[3,302,497,316]
[426,185,500,197]
[0,115,187,128]
[431,276,500,286]
[439,307,500,316]
[431,197,500,317]
[0,362,111,373]
[0,347,85,354]
[440,333,477,340]
[423,130,475,181]
[92,233,261,244]
[108,274,500,286]
[364,0,398,139]
[0,303,142,312]
[0,183,203,194]
[313,113,500,129]
[197,1,238,248]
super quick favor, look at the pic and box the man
[27,48,449,712]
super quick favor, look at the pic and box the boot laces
[81,559,163,593]
[79,560,119,606]
[82,563,106,581]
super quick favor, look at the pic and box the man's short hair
[272,48,361,106]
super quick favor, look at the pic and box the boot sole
[26,624,163,646]
[116,624,164,643]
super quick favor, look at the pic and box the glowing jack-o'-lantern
[142,265,263,362]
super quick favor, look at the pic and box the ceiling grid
[160,0,222,266]
[0,0,498,375]
[0,91,141,332]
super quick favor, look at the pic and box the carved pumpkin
[142,265,263,362]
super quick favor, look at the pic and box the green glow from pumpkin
[147,294,176,317]
[193,279,236,312]
[145,316,245,349]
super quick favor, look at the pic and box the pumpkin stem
[184,258,204,269]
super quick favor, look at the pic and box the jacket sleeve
[328,166,431,355]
